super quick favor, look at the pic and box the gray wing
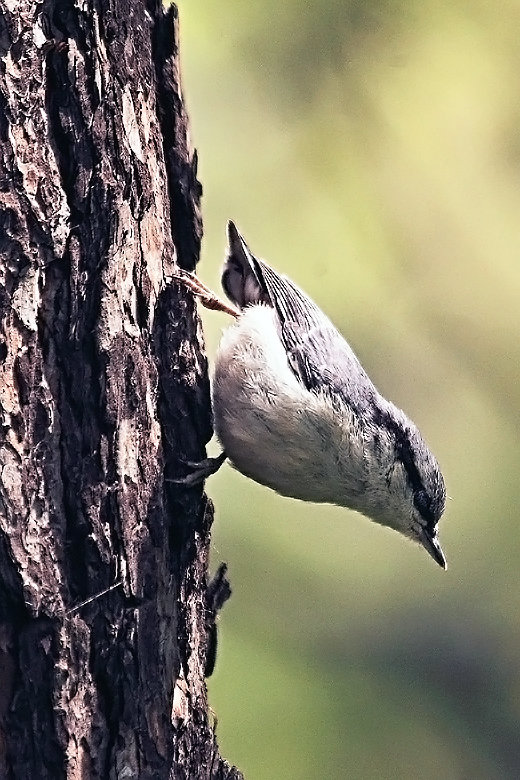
[256,260,378,414]
[222,222,377,413]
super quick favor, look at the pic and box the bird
[174,221,447,568]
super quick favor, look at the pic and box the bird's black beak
[417,527,447,570]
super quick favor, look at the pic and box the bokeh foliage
[178,1,520,777]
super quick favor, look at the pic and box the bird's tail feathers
[222,221,270,309]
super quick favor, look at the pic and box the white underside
[211,305,370,507]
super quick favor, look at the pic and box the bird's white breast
[212,305,368,505]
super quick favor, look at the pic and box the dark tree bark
[0,1,242,777]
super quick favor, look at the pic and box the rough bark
[0,1,242,777]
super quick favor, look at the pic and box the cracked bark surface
[0,1,242,777]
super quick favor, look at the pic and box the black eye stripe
[395,436,422,492]
[372,408,437,529]
[413,488,433,518]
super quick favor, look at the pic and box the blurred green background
[177,2,520,777]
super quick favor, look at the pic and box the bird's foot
[166,451,227,487]
[173,268,240,318]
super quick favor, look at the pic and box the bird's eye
[414,488,432,519]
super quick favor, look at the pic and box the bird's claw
[166,451,227,487]
[172,268,240,318]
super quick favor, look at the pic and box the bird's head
[365,402,447,569]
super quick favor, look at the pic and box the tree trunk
[0,1,242,777]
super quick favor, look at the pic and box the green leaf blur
[178,2,520,777]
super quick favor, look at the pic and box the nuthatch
[176,222,447,568]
